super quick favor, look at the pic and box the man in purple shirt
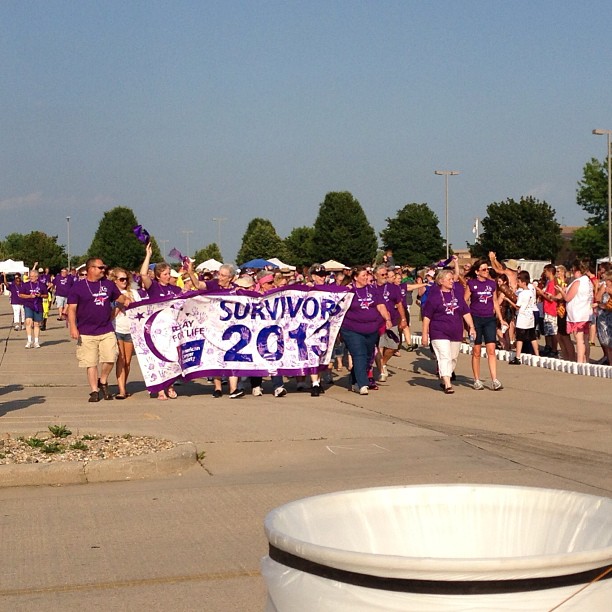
[67,258,130,402]
[372,265,407,382]
[52,268,74,320]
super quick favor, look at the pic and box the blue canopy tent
[239,258,278,269]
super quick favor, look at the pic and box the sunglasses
[79,273,87,277]
[117,277,128,282]
[92,265,106,270]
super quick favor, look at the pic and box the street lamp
[66,216,71,269]
[212,217,227,257]
[434,170,460,259]
[159,240,169,260]
[592,129,612,261]
[181,230,194,258]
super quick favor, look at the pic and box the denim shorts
[24,306,43,323]
[472,315,497,345]
[115,332,133,343]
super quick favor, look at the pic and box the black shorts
[516,327,537,343]
[472,315,497,345]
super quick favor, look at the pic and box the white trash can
[262,484,612,611]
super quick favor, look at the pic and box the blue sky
[2,1,611,264]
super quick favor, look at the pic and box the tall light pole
[212,217,227,257]
[434,170,460,259]
[66,216,71,269]
[181,230,194,258]
[592,129,612,261]
[159,239,169,260]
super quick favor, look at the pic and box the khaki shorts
[77,331,118,368]
[379,324,402,350]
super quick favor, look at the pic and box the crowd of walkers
[2,247,611,402]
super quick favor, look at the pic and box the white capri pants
[431,339,461,378]
[12,304,25,325]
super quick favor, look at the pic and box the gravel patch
[0,430,176,465]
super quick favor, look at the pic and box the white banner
[127,286,353,392]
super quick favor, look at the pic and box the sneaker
[509,357,521,365]
[311,384,321,397]
[212,389,222,398]
[14,324,19,331]
[229,388,245,399]
[359,386,369,395]
[252,386,263,397]
[492,379,503,391]
[33,342,41,349]
[473,379,485,390]
[274,386,287,398]
[25,342,32,349]
[378,366,388,382]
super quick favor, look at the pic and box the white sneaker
[473,379,485,390]
[33,342,41,349]
[252,386,263,396]
[25,342,32,349]
[274,386,287,397]
[492,379,503,391]
[359,386,369,395]
[14,324,19,331]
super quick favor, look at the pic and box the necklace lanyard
[85,279,101,297]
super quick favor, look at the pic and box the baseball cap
[309,264,329,276]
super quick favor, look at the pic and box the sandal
[444,386,455,394]
[98,379,114,401]
[88,391,100,403]
[114,394,127,400]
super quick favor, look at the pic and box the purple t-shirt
[422,283,470,342]
[53,274,74,297]
[8,281,25,305]
[466,278,496,318]
[19,280,48,313]
[374,282,403,325]
[145,280,182,300]
[341,283,384,334]
[67,278,121,336]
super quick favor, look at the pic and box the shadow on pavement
[0,395,46,416]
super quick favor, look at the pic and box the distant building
[557,226,581,264]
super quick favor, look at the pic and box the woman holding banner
[341,266,392,395]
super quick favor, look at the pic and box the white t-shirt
[566,275,593,323]
[113,287,141,335]
[516,287,535,329]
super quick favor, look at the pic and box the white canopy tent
[267,257,296,271]
[195,258,223,272]
[0,259,29,275]
[321,259,347,272]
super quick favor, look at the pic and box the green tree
[380,203,445,268]
[284,226,315,267]
[1,231,67,271]
[577,157,608,226]
[87,207,161,269]
[236,218,286,265]
[312,192,377,266]
[575,157,609,258]
[193,243,223,265]
[570,225,607,261]
[470,196,562,261]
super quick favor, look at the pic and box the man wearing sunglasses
[67,258,131,403]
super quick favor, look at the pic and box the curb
[0,442,198,488]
